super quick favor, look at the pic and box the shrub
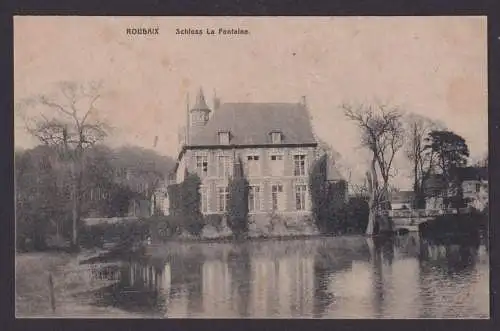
[181,173,204,236]
[204,214,223,230]
[147,215,183,242]
[344,196,369,234]
[308,154,348,234]
[167,184,182,216]
[309,154,329,233]
[227,157,249,238]
[167,172,204,236]
[79,219,150,250]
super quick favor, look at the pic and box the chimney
[185,92,190,146]
[213,89,221,111]
[300,95,307,107]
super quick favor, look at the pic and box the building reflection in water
[316,238,376,318]
[88,259,170,317]
[249,254,315,318]
[87,234,488,318]
[202,259,232,316]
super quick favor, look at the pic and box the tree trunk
[366,156,379,236]
[70,162,78,250]
[70,159,82,252]
[379,182,392,233]
[413,174,419,209]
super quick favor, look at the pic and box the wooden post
[48,272,56,313]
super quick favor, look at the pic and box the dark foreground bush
[419,212,483,239]
[148,215,185,242]
[79,219,150,250]
[168,173,204,236]
[343,197,369,234]
[204,214,223,230]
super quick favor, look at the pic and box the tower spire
[192,87,210,111]
[188,87,211,138]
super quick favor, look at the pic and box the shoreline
[159,232,334,244]
[151,230,405,245]
[16,251,139,318]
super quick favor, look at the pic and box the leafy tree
[79,145,116,217]
[17,81,109,251]
[109,145,175,201]
[309,154,329,233]
[424,130,470,208]
[227,156,249,238]
[15,146,62,251]
[344,196,370,233]
[425,130,469,176]
[180,173,203,236]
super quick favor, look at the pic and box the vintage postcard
[14,16,488,318]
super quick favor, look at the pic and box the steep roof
[422,167,488,194]
[188,102,317,146]
[457,166,488,181]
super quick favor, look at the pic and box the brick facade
[180,146,318,217]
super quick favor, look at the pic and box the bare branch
[80,94,100,126]
[39,95,74,118]
[19,81,108,161]
[343,101,404,212]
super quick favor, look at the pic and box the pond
[84,234,489,318]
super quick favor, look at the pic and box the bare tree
[404,114,444,209]
[343,103,405,235]
[17,81,109,250]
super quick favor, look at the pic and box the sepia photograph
[14,16,488,318]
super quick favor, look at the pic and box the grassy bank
[16,251,138,318]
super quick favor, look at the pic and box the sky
[14,16,488,189]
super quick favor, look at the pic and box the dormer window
[270,131,282,144]
[218,131,230,145]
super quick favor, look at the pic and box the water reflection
[88,235,489,318]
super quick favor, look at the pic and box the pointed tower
[190,87,211,127]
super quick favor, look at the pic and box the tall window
[115,167,129,179]
[476,183,481,193]
[217,186,229,212]
[217,155,232,178]
[271,184,284,211]
[270,154,284,176]
[195,155,209,178]
[246,155,261,177]
[271,132,282,144]
[248,186,261,212]
[200,187,209,213]
[136,183,148,194]
[295,185,307,210]
[91,187,109,201]
[218,132,230,145]
[294,155,306,176]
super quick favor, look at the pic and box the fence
[387,208,473,219]
[83,216,139,226]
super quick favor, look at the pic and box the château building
[168,88,345,226]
